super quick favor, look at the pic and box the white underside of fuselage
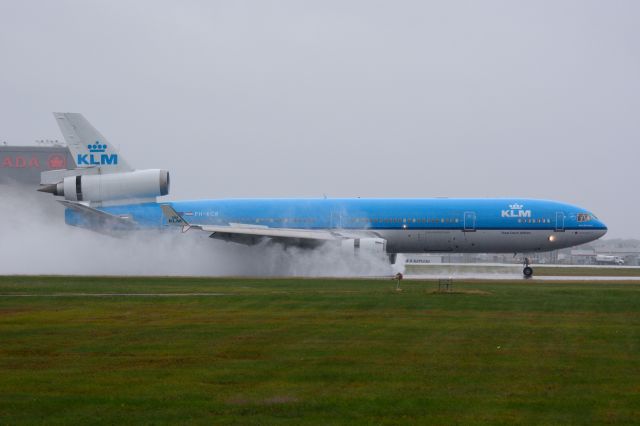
[377,228,605,253]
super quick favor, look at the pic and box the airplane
[38,113,608,277]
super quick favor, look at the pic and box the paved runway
[405,274,640,281]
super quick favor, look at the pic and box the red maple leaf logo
[48,154,66,169]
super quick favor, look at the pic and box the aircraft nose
[596,220,608,238]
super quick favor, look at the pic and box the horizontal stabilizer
[59,200,136,231]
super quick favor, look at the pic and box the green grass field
[0,276,639,425]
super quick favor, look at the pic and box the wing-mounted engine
[38,169,169,204]
[340,237,387,258]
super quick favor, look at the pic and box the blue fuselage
[67,198,607,253]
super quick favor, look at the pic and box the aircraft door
[331,209,343,229]
[464,211,476,232]
[555,212,565,232]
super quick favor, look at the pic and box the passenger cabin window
[577,213,591,222]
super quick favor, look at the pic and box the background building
[0,142,72,185]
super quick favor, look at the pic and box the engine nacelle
[340,237,387,257]
[42,169,169,203]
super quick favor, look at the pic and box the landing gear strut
[522,257,534,278]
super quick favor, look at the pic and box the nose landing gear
[522,257,534,278]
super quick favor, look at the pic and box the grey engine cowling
[340,238,387,257]
[39,169,169,203]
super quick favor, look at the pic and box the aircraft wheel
[523,266,533,278]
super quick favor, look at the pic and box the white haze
[0,185,392,277]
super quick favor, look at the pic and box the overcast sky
[1,1,638,238]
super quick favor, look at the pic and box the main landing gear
[522,257,534,278]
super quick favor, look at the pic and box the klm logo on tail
[77,141,118,166]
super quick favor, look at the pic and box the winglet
[160,204,192,233]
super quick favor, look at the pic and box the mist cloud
[0,185,392,277]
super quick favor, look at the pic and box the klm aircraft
[39,113,607,276]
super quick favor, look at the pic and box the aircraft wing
[160,204,378,245]
[200,224,339,240]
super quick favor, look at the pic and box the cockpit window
[577,213,592,222]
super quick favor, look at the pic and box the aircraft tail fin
[53,113,132,171]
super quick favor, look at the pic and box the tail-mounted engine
[38,169,169,203]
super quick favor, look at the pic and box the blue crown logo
[88,141,107,153]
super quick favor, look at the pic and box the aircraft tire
[523,266,533,278]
